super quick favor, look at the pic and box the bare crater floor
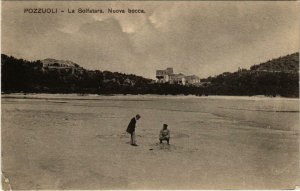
[1,94,299,190]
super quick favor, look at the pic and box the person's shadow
[148,142,172,151]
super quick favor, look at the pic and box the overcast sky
[2,1,299,79]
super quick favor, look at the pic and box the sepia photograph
[1,0,299,190]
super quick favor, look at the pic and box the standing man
[126,114,141,146]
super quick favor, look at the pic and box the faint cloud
[1,1,299,78]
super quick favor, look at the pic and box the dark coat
[126,117,136,134]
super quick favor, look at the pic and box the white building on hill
[41,58,84,74]
[156,68,200,85]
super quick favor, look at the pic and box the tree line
[1,53,299,97]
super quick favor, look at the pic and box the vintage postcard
[1,0,299,190]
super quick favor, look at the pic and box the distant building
[156,67,200,85]
[156,67,174,83]
[41,58,84,74]
[185,75,201,85]
[169,73,186,85]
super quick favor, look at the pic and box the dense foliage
[250,53,299,72]
[1,53,299,97]
[201,53,299,97]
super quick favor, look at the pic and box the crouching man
[159,124,170,144]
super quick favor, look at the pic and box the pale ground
[1,94,299,189]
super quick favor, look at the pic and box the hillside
[250,53,299,73]
[202,52,299,97]
[1,54,154,94]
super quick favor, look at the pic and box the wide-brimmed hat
[163,124,168,127]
